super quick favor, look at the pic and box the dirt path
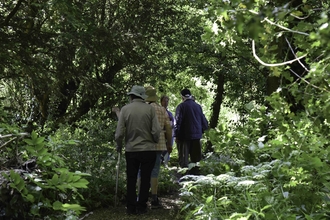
[81,165,185,220]
[81,193,184,220]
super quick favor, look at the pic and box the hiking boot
[137,208,147,215]
[126,209,137,215]
[151,198,162,209]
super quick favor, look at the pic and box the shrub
[1,131,90,219]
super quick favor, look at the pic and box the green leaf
[62,203,86,212]
[35,143,44,151]
[60,173,69,182]
[45,161,53,166]
[25,194,35,203]
[51,174,59,185]
[30,204,39,215]
[2,172,9,179]
[37,147,48,155]
[10,171,21,185]
[9,183,16,189]
[244,101,254,111]
[24,139,34,145]
[272,151,282,159]
[66,173,74,182]
[261,204,272,211]
[52,201,63,210]
[71,179,89,188]
[31,131,38,140]
[17,180,25,191]
[290,11,303,17]
[217,197,231,206]
[26,146,35,154]
[68,140,79,145]
[41,155,50,162]
[35,137,45,145]
[268,45,278,51]
[54,168,69,173]
[74,171,91,176]
[310,157,323,168]
[312,40,321,48]
[237,23,244,34]
[56,185,66,192]
[205,195,213,204]
[72,176,82,182]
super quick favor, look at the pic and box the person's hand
[166,144,173,154]
[112,107,121,119]
[112,106,120,113]
[116,144,122,153]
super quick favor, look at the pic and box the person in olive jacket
[115,85,161,215]
[174,88,208,175]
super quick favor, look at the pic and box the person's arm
[115,109,125,152]
[174,105,182,142]
[164,110,173,153]
[168,110,175,129]
[200,106,208,132]
[112,106,121,119]
[151,108,161,143]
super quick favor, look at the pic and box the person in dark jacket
[174,88,208,175]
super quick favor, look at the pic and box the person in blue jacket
[174,88,208,175]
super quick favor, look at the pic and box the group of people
[114,85,208,215]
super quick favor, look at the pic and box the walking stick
[115,152,121,206]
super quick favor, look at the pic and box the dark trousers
[177,139,202,174]
[125,151,156,212]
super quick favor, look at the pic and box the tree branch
[285,37,309,72]
[0,133,29,149]
[252,40,307,67]
[2,0,23,26]
[248,10,309,36]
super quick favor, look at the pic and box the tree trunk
[205,71,225,153]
